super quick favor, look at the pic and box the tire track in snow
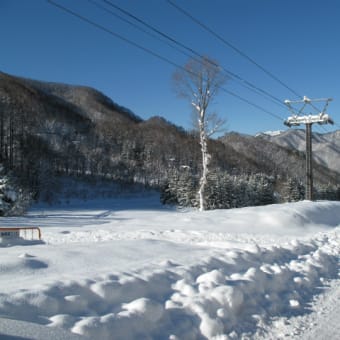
[299,278,340,340]
[255,278,340,340]
[0,233,338,339]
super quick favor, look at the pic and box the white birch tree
[173,56,227,211]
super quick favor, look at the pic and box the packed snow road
[0,195,339,339]
[254,276,340,340]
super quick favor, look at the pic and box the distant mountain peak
[255,130,284,137]
[261,128,340,174]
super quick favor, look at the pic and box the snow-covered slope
[0,195,339,339]
[260,129,340,173]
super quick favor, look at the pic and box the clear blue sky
[1,0,340,135]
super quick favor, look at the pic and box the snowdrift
[0,198,339,339]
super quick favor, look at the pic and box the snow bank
[0,317,84,340]
[1,231,338,338]
[0,237,44,247]
[0,199,339,339]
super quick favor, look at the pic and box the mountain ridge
[0,71,339,208]
[258,128,340,173]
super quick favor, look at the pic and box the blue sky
[1,0,339,135]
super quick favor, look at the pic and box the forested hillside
[0,71,339,213]
[259,129,340,173]
[220,132,340,187]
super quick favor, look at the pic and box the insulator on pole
[283,96,334,201]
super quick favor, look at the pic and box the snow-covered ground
[0,194,339,339]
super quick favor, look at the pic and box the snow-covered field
[0,194,339,339]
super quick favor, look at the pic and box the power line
[221,88,283,121]
[47,0,285,123]
[47,1,183,70]
[167,0,302,99]
[165,1,339,135]
[45,2,340,165]
[101,0,201,61]
[97,0,287,110]
[88,0,193,58]
[87,0,206,72]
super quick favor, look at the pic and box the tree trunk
[198,117,209,211]
[9,112,14,169]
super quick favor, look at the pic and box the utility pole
[284,96,333,201]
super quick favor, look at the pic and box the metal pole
[284,97,333,202]
[305,123,313,200]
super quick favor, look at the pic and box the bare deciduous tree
[173,56,227,211]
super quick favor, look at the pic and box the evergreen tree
[282,177,304,202]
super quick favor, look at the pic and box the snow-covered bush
[0,166,32,216]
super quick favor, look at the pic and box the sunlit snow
[0,195,339,339]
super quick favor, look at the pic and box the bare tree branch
[172,56,228,210]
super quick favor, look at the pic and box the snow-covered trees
[161,170,275,210]
[173,57,227,211]
[281,177,305,202]
[1,71,339,210]
[0,165,32,216]
[161,167,198,207]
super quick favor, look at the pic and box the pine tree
[282,177,304,202]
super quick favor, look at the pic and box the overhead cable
[98,0,287,110]
[167,0,302,99]
[47,1,183,69]
[47,0,285,122]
